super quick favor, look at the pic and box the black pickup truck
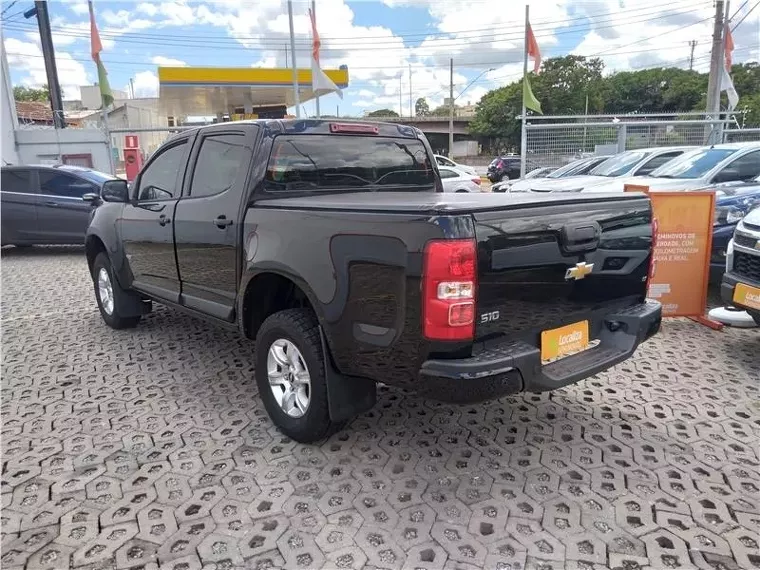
[85,120,661,442]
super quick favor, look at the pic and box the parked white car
[496,155,610,193]
[527,146,694,193]
[585,142,760,193]
[434,155,478,177]
[439,166,483,193]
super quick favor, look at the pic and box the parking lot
[1,246,759,570]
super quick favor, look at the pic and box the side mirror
[101,179,130,203]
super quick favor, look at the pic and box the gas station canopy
[157,66,350,118]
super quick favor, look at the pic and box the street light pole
[449,65,494,159]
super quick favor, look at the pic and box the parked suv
[1,164,116,246]
[722,207,760,324]
[487,156,525,182]
[86,119,661,442]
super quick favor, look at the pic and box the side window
[1,169,32,193]
[190,134,248,198]
[439,169,458,179]
[137,142,186,201]
[39,171,96,198]
[725,151,760,181]
[438,157,454,167]
[636,152,682,175]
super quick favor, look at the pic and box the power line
[1,0,18,17]
[731,0,760,29]
[1,2,714,52]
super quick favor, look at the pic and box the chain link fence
[522,112,760,169]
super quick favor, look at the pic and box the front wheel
[255,308,336,443]
[500,174,510,182]
[92,252,141,329]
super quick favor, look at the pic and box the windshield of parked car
[264,135,436,192]
[548,158,598,178]
[649,148,739,179]
[589,151,649,177]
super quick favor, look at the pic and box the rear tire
[500,174,510,182]
[255,308,336,443]
[92,252,141,329]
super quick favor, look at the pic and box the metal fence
[522,112,760,169]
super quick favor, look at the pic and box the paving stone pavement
[2,246,759,570]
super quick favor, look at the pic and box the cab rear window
[264,135,435,192]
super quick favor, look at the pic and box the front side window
[39,171,96,198]
[650,148,737,179]
[1,169,32,194]
[264,135,435,192]
[721,150,760,181]
[190,134,249,198]
[137,142,186,201]
[590,151,649,177]
[635,151,684,176]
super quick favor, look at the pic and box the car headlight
[714,205,751,226]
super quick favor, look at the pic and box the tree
[14,85,49,102]
[430,104,461,116]
[367,108,399,117]
[469,82,522,150]
[530,55,605,115]
[415,97,430,116]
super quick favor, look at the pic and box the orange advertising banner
[646,191,715,317]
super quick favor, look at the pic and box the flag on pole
[724,23,734,69]
[721,22,738,110]
[527,21,542,74]
[523,75,542,114]
[308,8,342,99]
[88,1,113,108]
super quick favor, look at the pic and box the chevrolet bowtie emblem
[565,262,594,280]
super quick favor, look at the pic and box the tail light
[648,217,658,280]
[471,178,481,186]
[422,239,477,340]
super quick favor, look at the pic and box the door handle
[158,215,171,226]
[44,201,59,207]
[214,215,233,229]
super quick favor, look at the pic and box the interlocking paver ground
[2,246,759,569]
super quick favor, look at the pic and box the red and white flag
[527,21,542,74]
[721,23,739,110]
[308,8,342,99]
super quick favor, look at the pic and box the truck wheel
[92,252,141,330]
[255,308,334,443]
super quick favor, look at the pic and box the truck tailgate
[473,196,652,341]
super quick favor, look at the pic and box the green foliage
[366,108,399,117]
[415,97,430,116]
[471,58,760,148]
[430,104,461,116]
[13,85,49,102]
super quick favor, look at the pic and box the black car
[487,156,528,182]
[85,119,660,442]
[1,164,116,246]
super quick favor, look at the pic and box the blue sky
[2,0,758,117]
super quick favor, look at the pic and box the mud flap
[319,327,376,422]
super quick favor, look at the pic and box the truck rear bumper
[418,300,661,403]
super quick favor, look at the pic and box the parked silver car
[1,164,116,246]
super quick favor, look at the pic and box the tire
[255,308,336,443]
[92,252,141,329]
[500,174,510,182]
[455,189,469,193]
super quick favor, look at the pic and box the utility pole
[399,74,403,116]
[408,64,412,117]
[287,0,300,118]
[312,0,320,119]
[449,58,454,159]
[520,4,529,177]
[705,0,725,142]
[26,1,65,129]
[688,40,698,71]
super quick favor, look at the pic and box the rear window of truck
[264,135,436,192]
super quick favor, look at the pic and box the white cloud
[4,37,90,100]
[151,56,187,67]
[132,70,159,98]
